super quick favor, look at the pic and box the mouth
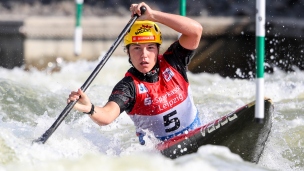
[140,61,149,66]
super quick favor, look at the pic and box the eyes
[130,44,157,51]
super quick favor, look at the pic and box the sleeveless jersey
[125,55,200,141]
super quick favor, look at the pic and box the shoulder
[161,41,195,82]
[163,41,196,66]
[113,76,135,90]
[109,76,136,114]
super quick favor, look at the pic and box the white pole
[74,0,83,56]
[255,0,265,123]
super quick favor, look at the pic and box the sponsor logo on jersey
[163,68,174,82]
[144,97,152,105]
[138,83,148,94]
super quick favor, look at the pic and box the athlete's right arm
[68,89,120,126]
[91,101,120,126]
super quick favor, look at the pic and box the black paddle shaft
[33,7,146,144]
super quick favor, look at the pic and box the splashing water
[0,56,303,171]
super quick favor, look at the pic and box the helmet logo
[124,21,162,46]
[131,24,156,42]
[132,36,155,42]
[135,24,153,35]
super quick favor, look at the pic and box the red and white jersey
[125,55,199,140]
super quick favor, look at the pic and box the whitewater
[0,55,303,171]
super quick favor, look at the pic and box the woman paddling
[67,2,203,145]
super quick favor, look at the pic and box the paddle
[33,6,146,144]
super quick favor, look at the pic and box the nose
[140,47,149,59]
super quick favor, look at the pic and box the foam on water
[0,56,303,171]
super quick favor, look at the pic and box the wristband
[84,104,95,115]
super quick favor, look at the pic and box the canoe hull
[157,98,274,163]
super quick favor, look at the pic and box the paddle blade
[32,127,54,144]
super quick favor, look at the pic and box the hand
[129,2,153,20]
[67,88,91,113]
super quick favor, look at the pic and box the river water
[0,56,303,171]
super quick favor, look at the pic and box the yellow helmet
[124,20,162,46]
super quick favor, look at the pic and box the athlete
[67,2,203,145]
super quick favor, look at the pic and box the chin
[141,70,149,74]
[137,67,150,73]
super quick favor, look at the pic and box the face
[128,43,159,74]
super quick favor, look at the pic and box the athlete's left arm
[131,2,203,50]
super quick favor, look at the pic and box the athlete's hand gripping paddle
[33,6,146,144]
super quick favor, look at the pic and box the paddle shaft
[33,7,146,144]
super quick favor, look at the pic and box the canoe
[156,98,274,163]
